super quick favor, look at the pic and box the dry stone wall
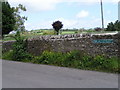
[2,41,15,53]
[2,33,120,57]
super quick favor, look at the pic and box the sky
[8,0,119,31]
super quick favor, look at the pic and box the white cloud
[24,17,113,30]
[25,18,79,30]
[76,10,89,18]
[53,18,78,29]
[9,0,118,12]
[25,20,53,30]
[83,18,113,28]
[62,0,119,3]
[8,0,117,30]
[9,0,62,11]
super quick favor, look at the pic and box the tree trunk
[56,31,59,35]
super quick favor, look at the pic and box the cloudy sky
[8,0,118,30]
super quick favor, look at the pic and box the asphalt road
[2,60,118,88]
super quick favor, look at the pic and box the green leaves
[2,2,27,36]
[2,1,16,35]
[13,4,27,32]
[2,48,119,73]
[106,20,120,31]
[33,51,119,73]
[18,4,26,11]
[12,31,30,61]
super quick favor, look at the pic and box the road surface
[2,60,118,88]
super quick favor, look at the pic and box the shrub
[105,57,119,72]
[91,55,106,70]
[79,55,93,69]
[12,31,32,61]
[74,31,78,34]
[94,27,102,31]
[91,55,119,73]
[63,50,84,67]
[34,51,64,66]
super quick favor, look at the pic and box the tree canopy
[52,21,63,35]
[13,4,27,32]
[2,1,15,35]
[106,20,120,31]
[2,1,27,36]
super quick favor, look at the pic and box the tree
[114,20,120,31]
[106,20,120,31]
[13,4,27,32]
[12,31,29,61]
[52,21,63,35]
[94,27,102,31]
[106,22,114,31]
[2,1,16,36]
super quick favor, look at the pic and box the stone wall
[2,33,120,57]
[2,41,15,53]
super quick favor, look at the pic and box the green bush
[92,55,106,70]
[63,50,83,67]
[79,55,93,69]
[105,57,119,72]
[62,51,93,69]
[35,51,119,73]
[2,48,119,73]
[33,51,64,66]
[74,31,78,34]
[8,31,32,61]
[91,55,119,72]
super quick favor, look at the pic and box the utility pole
[100,0,104,30]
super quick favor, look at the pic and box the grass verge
[2,50,119,73]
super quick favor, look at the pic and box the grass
[2,50,119,73]
[61,31,77,34]
[3,36,15,41]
